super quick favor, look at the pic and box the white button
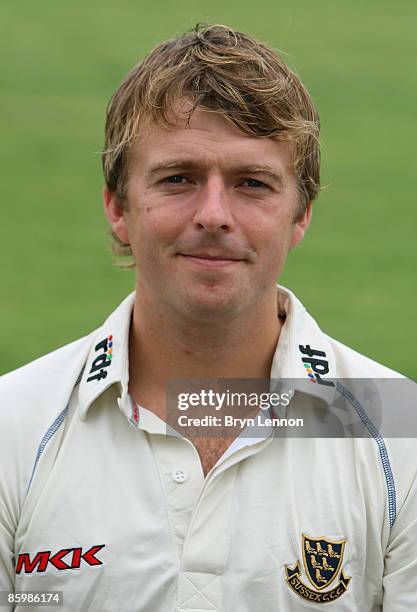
[172,469,188,483]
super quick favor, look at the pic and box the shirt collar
[77,286,338,420]
[78,292,135,420]
[270,286,338,407]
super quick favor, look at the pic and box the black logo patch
[87,335,113,382]
[299,345,335,387]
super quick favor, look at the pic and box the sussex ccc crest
[285,534,351,603]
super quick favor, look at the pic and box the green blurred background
[1,0,416,377]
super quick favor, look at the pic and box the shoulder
[278,285,405,380]
[325,336,416,527]
[327,335,405,379]
[0,332,96,409]
[0,332,97,523]
[0,332,96,469]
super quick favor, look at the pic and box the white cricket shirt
[0,287,416,611]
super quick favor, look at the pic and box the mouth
[177,253,244,268]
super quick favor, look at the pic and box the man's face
[105,108,312,322]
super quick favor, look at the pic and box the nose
[192,178,234,233]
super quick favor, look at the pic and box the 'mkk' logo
[16,545,105,574]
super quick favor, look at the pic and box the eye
[242,178,268,189]
[163,175,188,184]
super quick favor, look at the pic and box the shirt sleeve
[0,498,15,593]
[382,438,417,608]
[0,425,17,610]
[0,377,22,605]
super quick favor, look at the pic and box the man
[0,24,416,611]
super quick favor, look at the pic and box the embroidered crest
[285,534,350,603]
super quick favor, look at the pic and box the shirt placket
[134,401,275,612]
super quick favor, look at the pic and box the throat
[191,436,236,477]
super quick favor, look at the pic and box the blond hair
[102,24,320,262]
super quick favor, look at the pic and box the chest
[191,435,237,476]
[16,417,388,611]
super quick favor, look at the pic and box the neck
[128,283,283,413]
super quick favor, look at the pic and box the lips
[178,253,244,267]
[181,253,242,260]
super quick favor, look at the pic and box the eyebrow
[146,159,285,186]
[147,160,197,177]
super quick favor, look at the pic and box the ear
[103,186,130,244]
[290,201,313,249]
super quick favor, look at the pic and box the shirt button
[172,469,188,483]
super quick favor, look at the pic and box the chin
[178,286,248,321]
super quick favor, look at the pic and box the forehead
[129,108,294,175]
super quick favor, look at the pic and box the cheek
[244,211,295,252]
[129,206,182,261]
[257,220,296,277]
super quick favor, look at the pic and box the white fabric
[0,287,416,611]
